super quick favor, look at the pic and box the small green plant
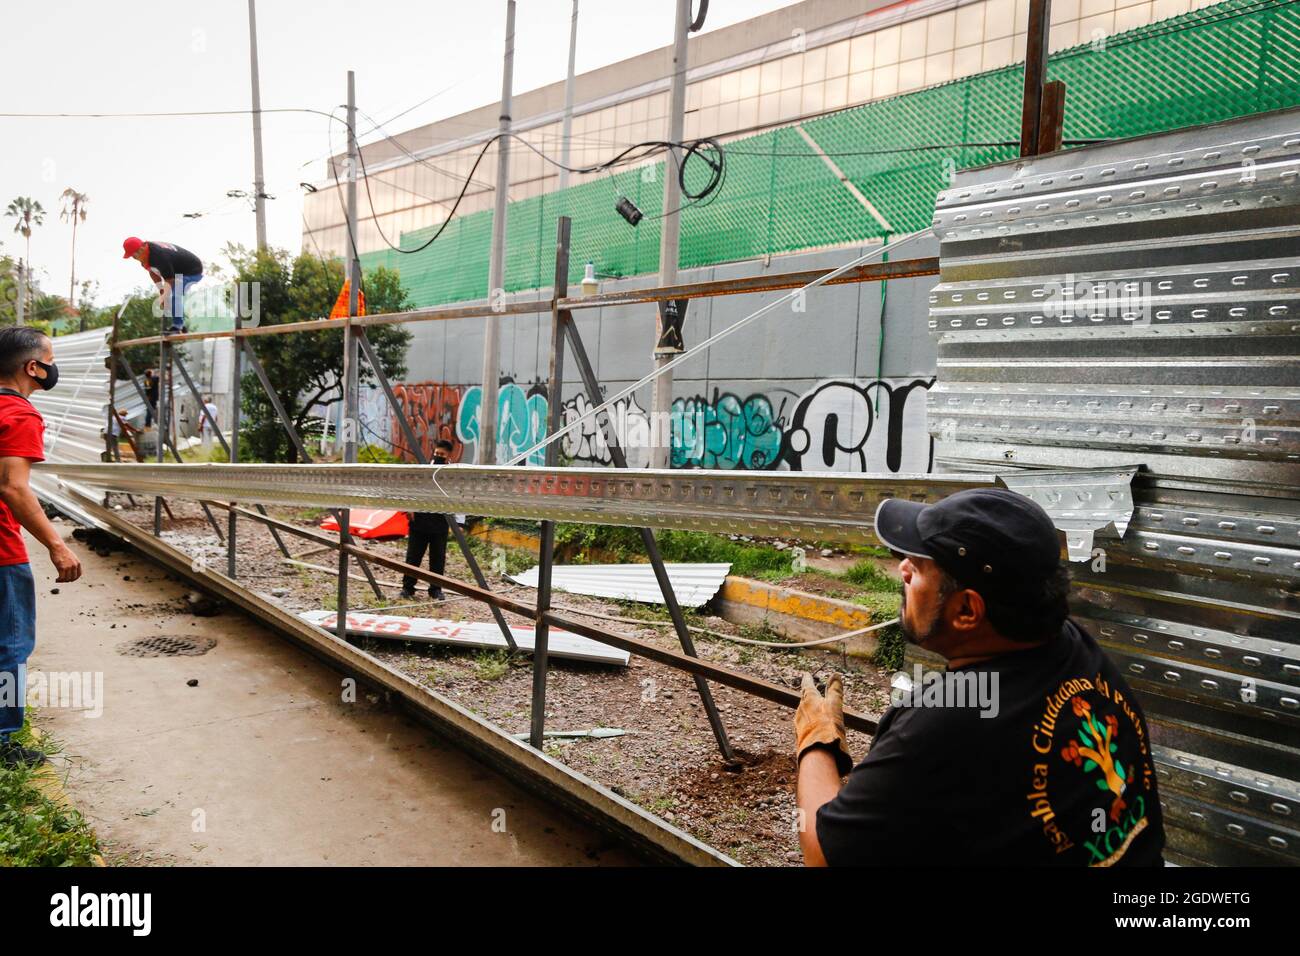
[0,722,101,866]
[473,649,511,681]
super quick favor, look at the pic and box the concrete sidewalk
[27,521,636,866]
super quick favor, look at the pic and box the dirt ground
[104,497,895,866]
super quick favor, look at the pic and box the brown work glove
[794,672,854,777]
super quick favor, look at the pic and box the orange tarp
[319,508,409,539]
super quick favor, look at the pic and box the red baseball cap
[122,237,144,259]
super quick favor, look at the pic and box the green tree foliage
[109,294,167,374]
[231,247,411,462]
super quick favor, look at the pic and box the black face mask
[31,360,58,391]
[432,454,449,464]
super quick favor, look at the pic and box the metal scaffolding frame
[70,222,942,760]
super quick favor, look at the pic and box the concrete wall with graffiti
[367,235,940,473]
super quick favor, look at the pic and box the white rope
[554,603,899,649]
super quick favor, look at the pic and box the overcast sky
[2,0,800,308]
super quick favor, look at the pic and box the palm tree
[60,189,89,325]
[5,197,46,321]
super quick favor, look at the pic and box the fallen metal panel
[299,610,631,666]
[510,563,732,608]
[59,486,736,866]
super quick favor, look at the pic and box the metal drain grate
[116,635,217,658]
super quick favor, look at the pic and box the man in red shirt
[0,327,82,767]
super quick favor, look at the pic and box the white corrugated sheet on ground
[508,563,731,608]
[298,610,629,666]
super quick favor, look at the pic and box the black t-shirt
[146,241,203,280]
[816,619,1165,866]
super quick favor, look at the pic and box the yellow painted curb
[718,577,879,631]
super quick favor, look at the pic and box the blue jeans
[0,563,35,740]
[169,273,202,330]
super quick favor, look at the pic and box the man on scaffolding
[123,237,203,335]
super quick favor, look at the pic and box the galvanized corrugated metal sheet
[928,106,1300,866]
[30,328,111,465]
[510,563,732,609]
[27,328,190,466]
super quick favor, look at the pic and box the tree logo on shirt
[1059,696,1128,824]
[1026,673,1156,864]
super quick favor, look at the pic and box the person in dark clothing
[794,488,1165,867]
[400,439,454,602]
[123,237,203,334]
[143,368,159,428]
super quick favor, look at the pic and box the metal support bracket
[997,467,1139,562]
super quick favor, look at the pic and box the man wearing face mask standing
[0,328,82,768]
[792,488,1164,866]
[399,438,454,602]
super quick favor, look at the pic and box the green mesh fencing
[360,0,1300,305]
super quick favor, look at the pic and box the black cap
[873,488,1063,602]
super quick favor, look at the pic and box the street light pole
[248,0,268,250]
[479,0,516,465]
[650,0,693,469]
[558,0,579,195]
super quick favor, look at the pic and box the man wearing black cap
[793,487,1165,866]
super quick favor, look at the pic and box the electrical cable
[343,106,728,256]
[0,106,338,120]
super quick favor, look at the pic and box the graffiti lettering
[392,382,464,462]
[671,391,784,469]
[783,378,934,472]
[405,375,934,474]
[458,381,549,465]
[561,393,656,468]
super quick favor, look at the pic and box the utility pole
[248,0,268,249]
[558,0,579,194]
[479,0,515,466]
[650,0,693,469]
[337,69,361,644]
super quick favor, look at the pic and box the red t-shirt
[0,394,45,566]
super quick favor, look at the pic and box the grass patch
[357,443,402,464]
[0,722,101,867]
[842,558,900,593]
